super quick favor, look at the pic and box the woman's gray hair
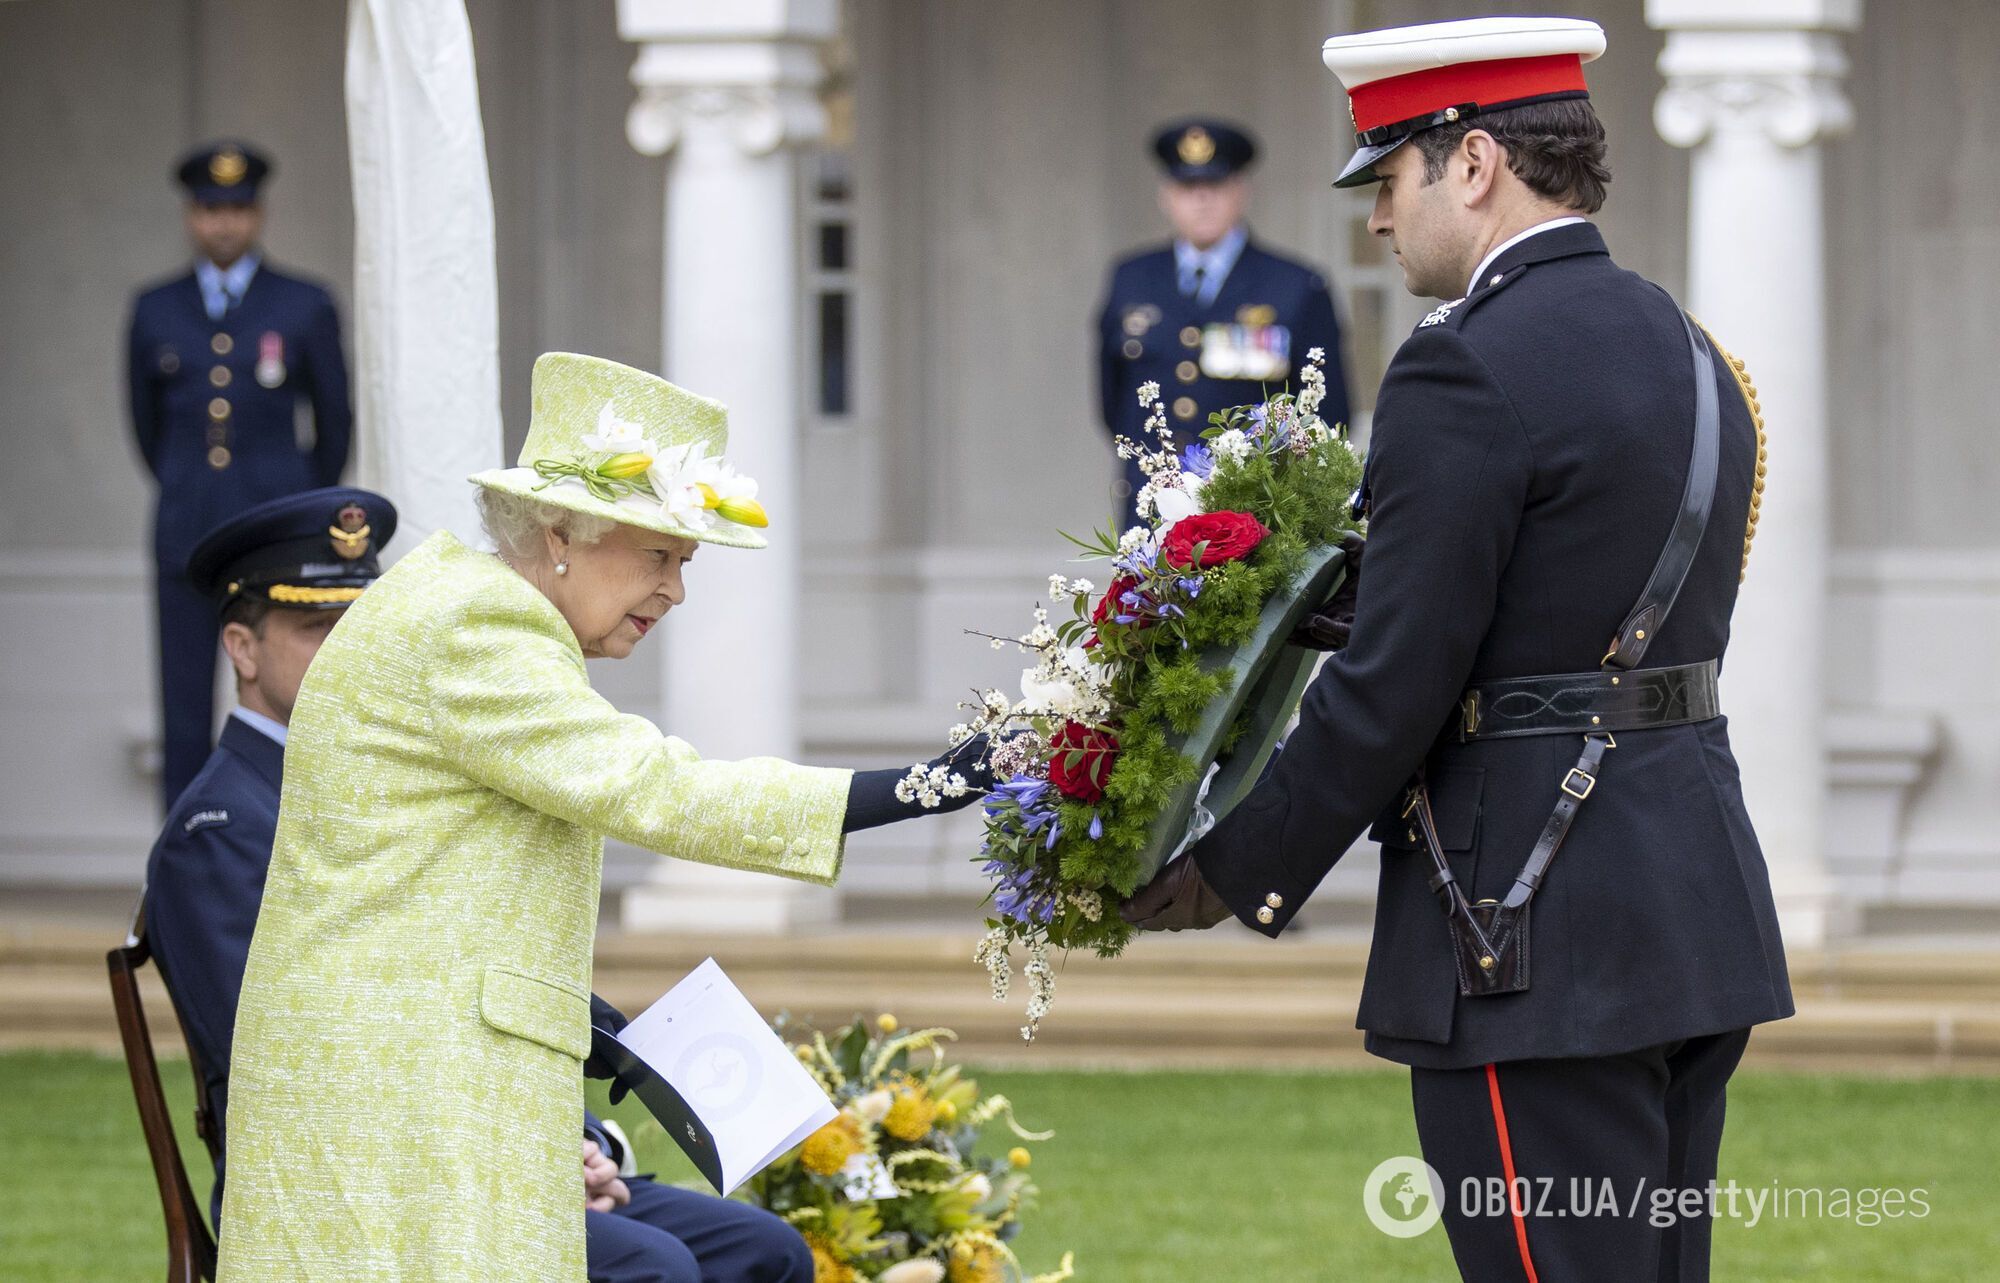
[476,488,618,562]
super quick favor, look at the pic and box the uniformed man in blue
[1096,118,1349,526]
[1123,19,1791,1283]
[143,488,811,1283]
[127,141,353,808]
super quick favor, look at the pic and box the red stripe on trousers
[1484,1062,1540,1283]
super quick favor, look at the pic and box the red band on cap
[1349,54,1587,134]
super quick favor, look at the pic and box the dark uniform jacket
[1097,238,1349,514]
[1192,221,1793,1070]
[143,713,285,1215]
[126,262,352,571]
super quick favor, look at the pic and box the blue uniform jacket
[1190,222,1793,1069]
[142,714,284,1214]
[1097,238,1349,514]
[126,262,352,571]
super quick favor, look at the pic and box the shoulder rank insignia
[1418,298,1465,328]
[183,808,231,835]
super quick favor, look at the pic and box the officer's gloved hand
[843,736,993,833]
[1290,530,1366,651]
[585,993,634,1103]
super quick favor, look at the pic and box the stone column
[613,0,839,932]
[1648,0,1862,948]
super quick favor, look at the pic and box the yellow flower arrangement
[744,1015,1073,1283]
[882,1078,940,1143]
[801,1113,866,1177]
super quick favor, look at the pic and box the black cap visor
[1334,136,1411,188]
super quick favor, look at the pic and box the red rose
[1049,721,1119,804]
[1161,510,1269,568]
[1091,575,1142,625]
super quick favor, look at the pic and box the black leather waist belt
[1459,659,1719,741]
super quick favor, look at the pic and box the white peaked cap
[1321,17,1607,187]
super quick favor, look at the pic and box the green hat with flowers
[469,352,770,550]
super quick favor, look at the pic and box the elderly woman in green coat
[218,354,979,1280]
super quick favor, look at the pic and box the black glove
[584,993,633,1103]
[1118,853,1233,931]
[843,735,993,833]
[1290,530,1366,651]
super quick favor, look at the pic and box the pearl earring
[555,560,569,576]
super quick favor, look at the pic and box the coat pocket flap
[478,964,590,1061]
[1367,767,1485,851]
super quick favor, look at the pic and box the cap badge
[329,505,372,560]
[1177,126,1215,166]
[210,147,248,186]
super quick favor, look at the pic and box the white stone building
[0,0,1993,947]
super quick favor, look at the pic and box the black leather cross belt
[1458,659,1718,741]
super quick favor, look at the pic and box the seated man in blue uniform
[1096,118,1350,528]
[142,488,811,1283]
[127,141,354,809]
[1123,18,1791,1283]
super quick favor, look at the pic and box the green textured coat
[217,531,851,1280]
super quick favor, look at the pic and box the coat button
[210,366,232,388]
[1255,906,1275,925]
[1265,892,1284,909]
[208,397,231,420]
[211,333,234,355]
[764,836,785,855]
[1172,396,1197,420]
[1122,338,1143,359]
[207,445,232,469]
[1175,360,1199,383]
[1179,325,1201,347]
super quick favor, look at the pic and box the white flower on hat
[646,441,717,532]
[582,402,655,456]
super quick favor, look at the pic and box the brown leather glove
[1290,530,1366,651]
[1119,853,1233,931]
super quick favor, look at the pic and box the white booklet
[591,957,837,1195]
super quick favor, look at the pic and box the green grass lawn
[2,1051,1994,1281]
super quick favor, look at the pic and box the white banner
[345,0,501,554]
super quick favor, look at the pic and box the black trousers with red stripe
[1409,1028,1752,1283]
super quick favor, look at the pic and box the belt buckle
[1561,767,1596,801]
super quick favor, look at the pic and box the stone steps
[7,925,1999,1073]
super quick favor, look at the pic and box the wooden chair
[107,927,219,1283]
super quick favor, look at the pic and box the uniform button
[208,397,231,419]
[763,836,785,855]
[1265,892,1284,909]
[1255,906,1275,925]
[1175,360,1199,383]
[742,832,758,847]
[1172,396,1197,420]
[209,366,232,388]
[1179,325,1201,348]
[211,333,234,355]
[1122,339,1142,359]
[207,445,232,469]
[1490,274,1504,287]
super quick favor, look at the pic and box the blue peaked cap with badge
[185,487,397,612]
[1152,118,1258,182]
[175,140,273,205]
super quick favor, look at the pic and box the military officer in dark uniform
[1096,118,1349,527]
[142,488,813,1283]
[127,141,352,808]
[1123,20,1791,1283]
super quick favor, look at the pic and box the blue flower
[1180,442,1215,479]
[1088,813,1104,840]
